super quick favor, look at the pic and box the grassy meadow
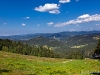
[0,51,100,75]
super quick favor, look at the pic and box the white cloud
[34,3,59,12]
[4,23,7,25]
[22,23,26,26]
[47,22,54,26]
[49,10,60,14]
[55,14,100,27]
[78,14,90,19]
[59,0,71,3]
[24,17,30,19]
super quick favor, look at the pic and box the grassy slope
[0,51,100,75]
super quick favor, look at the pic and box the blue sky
[0,0,100,35]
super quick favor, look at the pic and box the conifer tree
[93,39,100,59]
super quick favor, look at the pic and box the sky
[0,0,100,35]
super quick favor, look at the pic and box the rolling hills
[22,32,100,58]
[0,31,100,58]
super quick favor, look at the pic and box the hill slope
[0,51,100,75]
[22,33,100,58]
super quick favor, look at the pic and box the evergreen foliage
[93,39,100,59]
[0,38,94,59]
[0,38,60,58]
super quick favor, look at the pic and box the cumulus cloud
[55,14,100,27]
[47,22,54,26]
[34,3,59,12]
[22,23,26,26]
[34,3,60,14]
[78,14,89,19]
[24,17,30,19]
[59,0,71,3]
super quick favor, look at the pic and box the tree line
[0,38,99,59]
[0,39,60,58]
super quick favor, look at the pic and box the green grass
[0,51,100,75]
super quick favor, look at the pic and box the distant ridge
[0,31,100,40]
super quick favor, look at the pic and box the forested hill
[22,32,100,58]
[0,39,60,58]
[24,36,65,47]
[0,31,100,59]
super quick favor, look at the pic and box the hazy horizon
[0,30,100,36]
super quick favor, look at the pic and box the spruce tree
[93,39,100,59]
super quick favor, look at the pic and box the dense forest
[0,38,99,59]
[0,39,60,58]
[21,36,97,59]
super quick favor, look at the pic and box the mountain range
[0,31,100,40]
